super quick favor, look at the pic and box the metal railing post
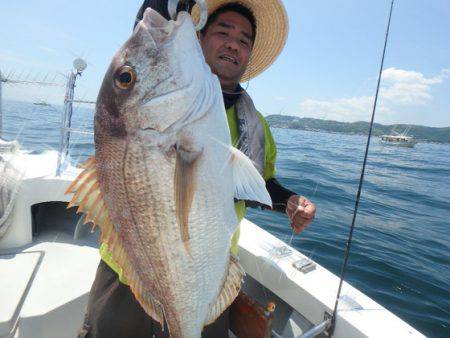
[56,70,78,176]
[1,60,93,173]
[56,58,91,176]
[297,317,332,338]
[0,70,3,139]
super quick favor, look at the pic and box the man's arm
[260,114,316,233]
[243,178,293,211]
[265,178,316,234]
[266,177,296,212]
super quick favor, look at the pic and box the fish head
[95,8,217,142]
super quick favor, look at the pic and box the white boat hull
[0,152,426,338]
[380,140,417,148]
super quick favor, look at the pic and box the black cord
[329,0,395,335]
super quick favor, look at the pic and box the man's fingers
[286,195,317,234]
[288,205,314,220]
[292,222,309,234]
[290,211,313,234]
[287,205,304,218]
[302,204,316,219]
[293,214,313,227]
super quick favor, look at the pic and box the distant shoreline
[3,101,450,144]
[266,114,450,144]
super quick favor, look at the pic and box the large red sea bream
[66,8,271,338]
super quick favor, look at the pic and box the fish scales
[114,123,234,335]
[67,8,271,338]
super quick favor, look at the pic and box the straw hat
[191,0,289,82]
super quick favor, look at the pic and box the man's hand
[286,195,316,234]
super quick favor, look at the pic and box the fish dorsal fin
[229,147,272,208]
[205,255,245,325]
[66,157,165,325]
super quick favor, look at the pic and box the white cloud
[380,67,446,105]
[297,68,448,123]
[299,96,391,122]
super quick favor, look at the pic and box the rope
[329,0,395,335]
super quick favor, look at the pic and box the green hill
[266,115,450,144]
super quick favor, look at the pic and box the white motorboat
[32,100,51,107]
[380,134,418,148]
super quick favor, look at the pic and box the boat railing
[297,316,332,338]
[56,60,95,176]
[0,70,3,139]
[0,59,95,176]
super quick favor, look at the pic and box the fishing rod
[326,0,396,336]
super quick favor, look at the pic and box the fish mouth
[139,8,188,46]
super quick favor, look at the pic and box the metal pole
[0,70,3,139]
[56,71,77,176]
[55,59,88,176]
[64,72,76,163]
[297,318,332,338]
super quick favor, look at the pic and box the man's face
[199,11,254,90]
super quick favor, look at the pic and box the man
[79,1,316,337]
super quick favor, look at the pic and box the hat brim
[191,0,289,82]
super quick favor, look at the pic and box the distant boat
[33,99,51,107]
[380,126,418,148]
[380,134,417,147]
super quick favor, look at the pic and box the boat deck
[0,204,99,338]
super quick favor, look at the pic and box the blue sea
[2,100,450,337]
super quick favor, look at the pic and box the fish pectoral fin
[229,147,272,208]
[174,141,203,252]
[205,255,245,326]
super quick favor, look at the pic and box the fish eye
[114,66,136,89]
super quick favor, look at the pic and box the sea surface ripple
[247,127,450,338]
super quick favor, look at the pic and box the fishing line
[329,0,395,335]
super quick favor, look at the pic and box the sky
[0,0,449,127]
